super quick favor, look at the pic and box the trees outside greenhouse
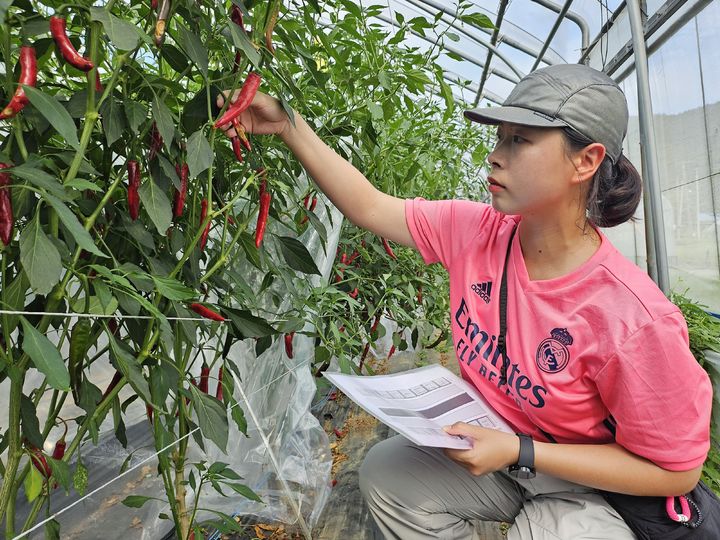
[0,0,717,539]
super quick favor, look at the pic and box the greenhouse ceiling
[370,0,704,106]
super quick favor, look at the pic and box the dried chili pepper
[0,46,38,120]
[284,332,294,358]
[127,160,141,221]
[215,367,224,401]
[50,16,94,72]
[173,163,189,218]
[233,118,251,151]
[148,122,163,160]
[199,199,211,250]
[154,0,171,46]
[0,163,13,245]
[381,238,397,260]
[254,183,271,248]
[199,363,210,394]
[264,2,280,56]
[189,303,225,321]
[214,71,262,129]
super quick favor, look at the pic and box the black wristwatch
[508,433,536,479]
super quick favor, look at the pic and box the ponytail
[562,128,642,228]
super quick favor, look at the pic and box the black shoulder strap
[497,224,518,386]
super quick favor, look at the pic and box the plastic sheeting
[10,194,343,539]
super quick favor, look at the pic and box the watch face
[509,465,536,480]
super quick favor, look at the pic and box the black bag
[602,481,720,539]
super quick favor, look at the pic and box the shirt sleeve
[594,311,712,471]
[404,198,498,268]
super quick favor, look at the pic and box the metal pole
[474,0,509,106]
[530,0,590,53]
[531,0,577,71]
[626,0,670,293]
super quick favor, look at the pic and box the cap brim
[464,105,568,129]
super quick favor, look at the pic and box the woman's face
[486,122,580,219]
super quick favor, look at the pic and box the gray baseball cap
[464,63,628,163]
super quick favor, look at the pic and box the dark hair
[562,127,642,228]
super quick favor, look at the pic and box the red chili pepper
[199,363,210,394]
[417,286,423,304]
[254,190,271,248]
[214,72,262,129]
[328,391,337,401]
[303,194,310,208]
[231,4,245,29]
[215,367,224,401]
[52,439,67,460]
[284,332,294,358]
[148,122,163,160]
[331,479,337,487]
[94,71,103,92]
[388,344,396,360]
[189,303,225,321]
[381,238,397,260]
[100,370,123,402]
[333,428,344,439]
[349,288,359,299]
[309,197,317,212]
[347,249,360,265]
[232,50,242,74]
[199,199,211,250]
[151,0,158,9]
[231,136,244,162]
[146,404,154,423]
[370,315,381,334]
[340,252,348,265]
[358,342,370,372]
[300,194,316,225]
[50,16,94,72]
[0,163,14,245]
[173,163,189,218]
[127,160,141,221]
[0,47,38,120]
[29,447,52,478]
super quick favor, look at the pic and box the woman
[219,63,712,539]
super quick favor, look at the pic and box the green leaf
[44,518,61,540]
[138,177,172,235]
[89,7,141,50]
[21,318,70,391]
[367,102,383,121]
[176,23,208,77]
[24,464,43,502]
[459,12,494,29]
[20,394,43,449]
[43,194,107,257]
[65,179,102,192]
[48,458,71,493]
[224,482,262,502]
[23,86,80,149]
[190,387,228,452]
[230,401,248,436]
[152,276,195,301]
[121,495,154,508]
[100,98,126,146]
[9,163,69,200]
[222,307,276,338]
[186,130,213,179]
[19,214,61,295]
[277,236,321,275]
[108,335,152,404]
[124,102,146,135]
[152,98,174,151]
[4,270,29,334]
[229,24,260,68]
[70,295,118,316]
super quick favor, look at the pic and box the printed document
[324,364,512,449]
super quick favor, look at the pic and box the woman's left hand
[443,422,521,476]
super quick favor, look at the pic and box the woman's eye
[512,135,524,143]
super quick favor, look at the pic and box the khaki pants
[359,435,636,539]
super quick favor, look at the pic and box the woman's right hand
[215,90,292,139]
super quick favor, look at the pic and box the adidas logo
[471,281,492,304]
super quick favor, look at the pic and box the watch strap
[517,433,535,469]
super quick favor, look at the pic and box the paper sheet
[324,364,512,449]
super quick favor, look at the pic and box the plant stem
[0,369,26,529]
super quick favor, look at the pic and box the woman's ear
[571,143,606,184]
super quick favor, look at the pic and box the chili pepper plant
[0,0,493,538]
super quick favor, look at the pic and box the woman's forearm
[534,441,701,496]
[279,112,414,245]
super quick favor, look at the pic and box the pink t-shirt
[406,197,712,471]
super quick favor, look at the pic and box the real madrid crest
[536,328,573,373]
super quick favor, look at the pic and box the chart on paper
[324,365,512,449]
